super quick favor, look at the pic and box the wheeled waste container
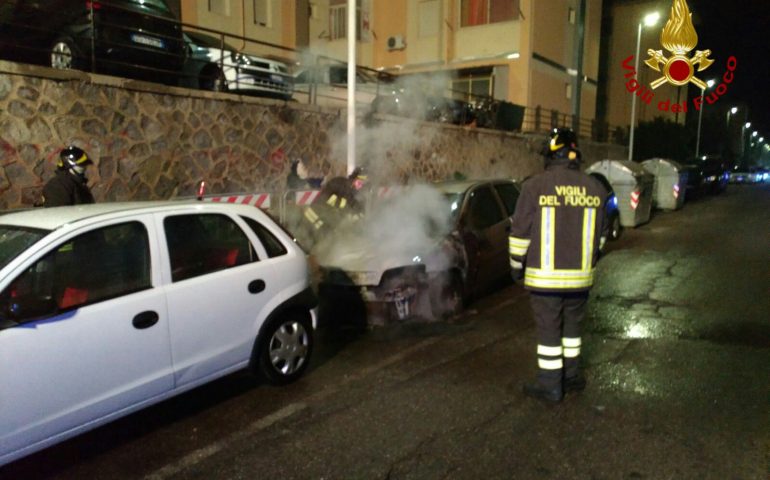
[585,160,654,227]
[640,158,688,210]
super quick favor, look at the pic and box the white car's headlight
[348,271,382,286]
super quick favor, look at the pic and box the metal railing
[520,106,627,144]
[0,1,626,143]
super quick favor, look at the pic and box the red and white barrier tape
[294,190,322,205]
[206,193,271,209]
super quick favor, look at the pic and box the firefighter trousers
[530,291,588,389]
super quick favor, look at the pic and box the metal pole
[347,0,357,175]
[695,87,705,158]
[571,0,586,136]
[628,22,642,161]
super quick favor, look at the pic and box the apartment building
[180,1,603,127]
[179,0,305,61]
[308,1,602,120]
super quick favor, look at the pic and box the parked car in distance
[292,63,391,107]
[730,167,768,184]
[0,0,185,84]
[318,179,520,324]
[181,30,293,99]
[0,201,316,466]
[684,155,729,196]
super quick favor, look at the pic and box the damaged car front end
[319,231,467,325]
[316,180,519,326]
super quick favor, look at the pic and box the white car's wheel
[255,313,313,385]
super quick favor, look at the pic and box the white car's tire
[254,312,313,385]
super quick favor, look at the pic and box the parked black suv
[0,0,184,84]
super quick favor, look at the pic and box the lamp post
[740,121,752,159]
[724,107,739,158]
[695,79,716,158]
[628,11,660,161]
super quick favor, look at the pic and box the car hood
[314,184,460,285]
[320,234,435,273]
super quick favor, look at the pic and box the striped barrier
[294,190,322,205]
[205,193,271,209]
[629,190,640,210]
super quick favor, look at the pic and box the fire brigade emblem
[644,0,714,89]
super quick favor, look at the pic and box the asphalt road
[2,183,768,480]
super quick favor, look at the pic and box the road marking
[145,291,524,478]
[144,336,442,479]
[144,402,306,480]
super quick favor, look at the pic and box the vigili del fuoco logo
[622,0,737,114]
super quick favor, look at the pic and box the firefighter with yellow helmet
[302,166,368,246]
[509,128,607,403]
[39,146,96,207]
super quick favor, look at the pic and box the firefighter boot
[523,382,563,403]
[563,373,586,392]
[563,358,586,393]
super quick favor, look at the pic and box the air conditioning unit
[387,35,406,51]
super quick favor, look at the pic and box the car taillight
[86,1,102,10]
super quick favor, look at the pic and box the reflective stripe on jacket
[509,164,607,292]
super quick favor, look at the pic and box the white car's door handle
[132,311,159,329]
[248,280,266,294]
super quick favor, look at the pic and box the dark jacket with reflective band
[316,176,363,212]
[41,170,95,207]
[509,164,607,292]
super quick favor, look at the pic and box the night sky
[689,0,770,135]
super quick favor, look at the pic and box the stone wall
[0,61,626,210]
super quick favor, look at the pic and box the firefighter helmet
[544,128,581,165]
[57,146,93,176]
[349,166,368,190]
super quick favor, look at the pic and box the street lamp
[739,121,752,158]
[628,11,660,161]
[695,79,716,158]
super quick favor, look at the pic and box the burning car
[316,180,520,325]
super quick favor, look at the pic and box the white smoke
[313,184,454,274]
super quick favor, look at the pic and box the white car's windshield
[0,226,50,271]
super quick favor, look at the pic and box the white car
[182,30,293,99]
[0,201,316,466]
[292,64,390,107]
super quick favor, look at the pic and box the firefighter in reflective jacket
[302,167,367,246]
[509,128,608,403]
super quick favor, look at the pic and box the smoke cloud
[313,184,454,274]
